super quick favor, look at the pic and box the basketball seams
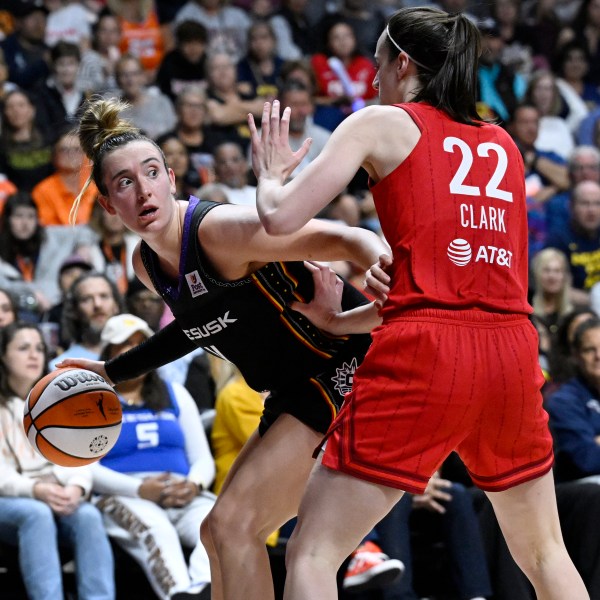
[28,389,120,423]
[23,367,123,467]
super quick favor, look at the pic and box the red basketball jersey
[373,103,531,317]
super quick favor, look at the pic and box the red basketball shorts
[321,308,554,494]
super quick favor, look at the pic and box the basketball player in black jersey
[57,97,390,600]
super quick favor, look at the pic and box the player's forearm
[326,302,382,335]
[341,227,390,271]
[256,177,309,235]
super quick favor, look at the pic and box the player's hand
[54,359,114,386]
[364,254,392,308]
[248,100,312,182]
[289,261,343,331]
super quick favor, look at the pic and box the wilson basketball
[23,368,122,467]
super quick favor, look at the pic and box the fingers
[379,253,393,269]
[260,101,271,140]
[270,100,280,138]
[279,103,290,140]
[248,111,259,142]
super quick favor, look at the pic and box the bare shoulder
[345,105,420,181]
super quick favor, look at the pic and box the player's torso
[142,198,371,392]
[374,103,531,315]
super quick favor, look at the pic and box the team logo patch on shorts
[185,270,208,297]
[332,357,358,395]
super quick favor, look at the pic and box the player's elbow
[259,210,297,236]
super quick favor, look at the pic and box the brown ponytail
[385,7,482,126]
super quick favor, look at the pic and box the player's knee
[199,514,214,550]
[203,499,265,549]
[509,537,565,581]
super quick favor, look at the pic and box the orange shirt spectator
[107,0,167,76]
[31,132,98,226]
[0,175,17,216]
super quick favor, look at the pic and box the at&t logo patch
[447,239,472,266]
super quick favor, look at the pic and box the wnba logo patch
[185,270,208,297]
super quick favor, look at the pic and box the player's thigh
[289,461,405,565]
[484,470,564,559]
[213,413,323,529]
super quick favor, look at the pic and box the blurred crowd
[3,0,600,598]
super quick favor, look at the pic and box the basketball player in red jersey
[249,6,590,600]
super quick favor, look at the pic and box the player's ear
[98,195,117,216]
[168,167,176,196]
[397,52,410,78]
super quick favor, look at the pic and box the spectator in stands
[114,53,177,140]
[106,0,168,81]
[545,180,600,306]
[310,18,377,131]
[280,57,318,95]
[156,20,207,102]
[520,0,564,69]
[204,52,265,152]
[213,141,257,206]
[0,321,115,600]
[42,254,93,355]
[476,17,526,124]
[32,40,89,132]
[546,145,600,237]
[0,173,17,215]
[87,202,139,295]
[316,0,387,55]
[237,21,284,100]
[278,80,331,178]
[509,103,570,195]
[169,85,217,183]
[0,192,96,321]
[553,40,600,112]
[490,0,534,76]
[547,316,600,482]
[508,103,569,255]
[0,1,50,91]
[156,132,203,198]
[547,307,598,389]
[530,247,574,335]
[32,130,98,227]
[0,288,17,328]
[44,0,92,50]
[561,0,600,87]
[0,46,18,104]
[523,70,581,160]
[78,12,122,95]
[91,313,214,600]
[0,88,55,192]
[578,103,600,147]
[269,0,315,59]
[174,0,251,62]
[50,272,123,368]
